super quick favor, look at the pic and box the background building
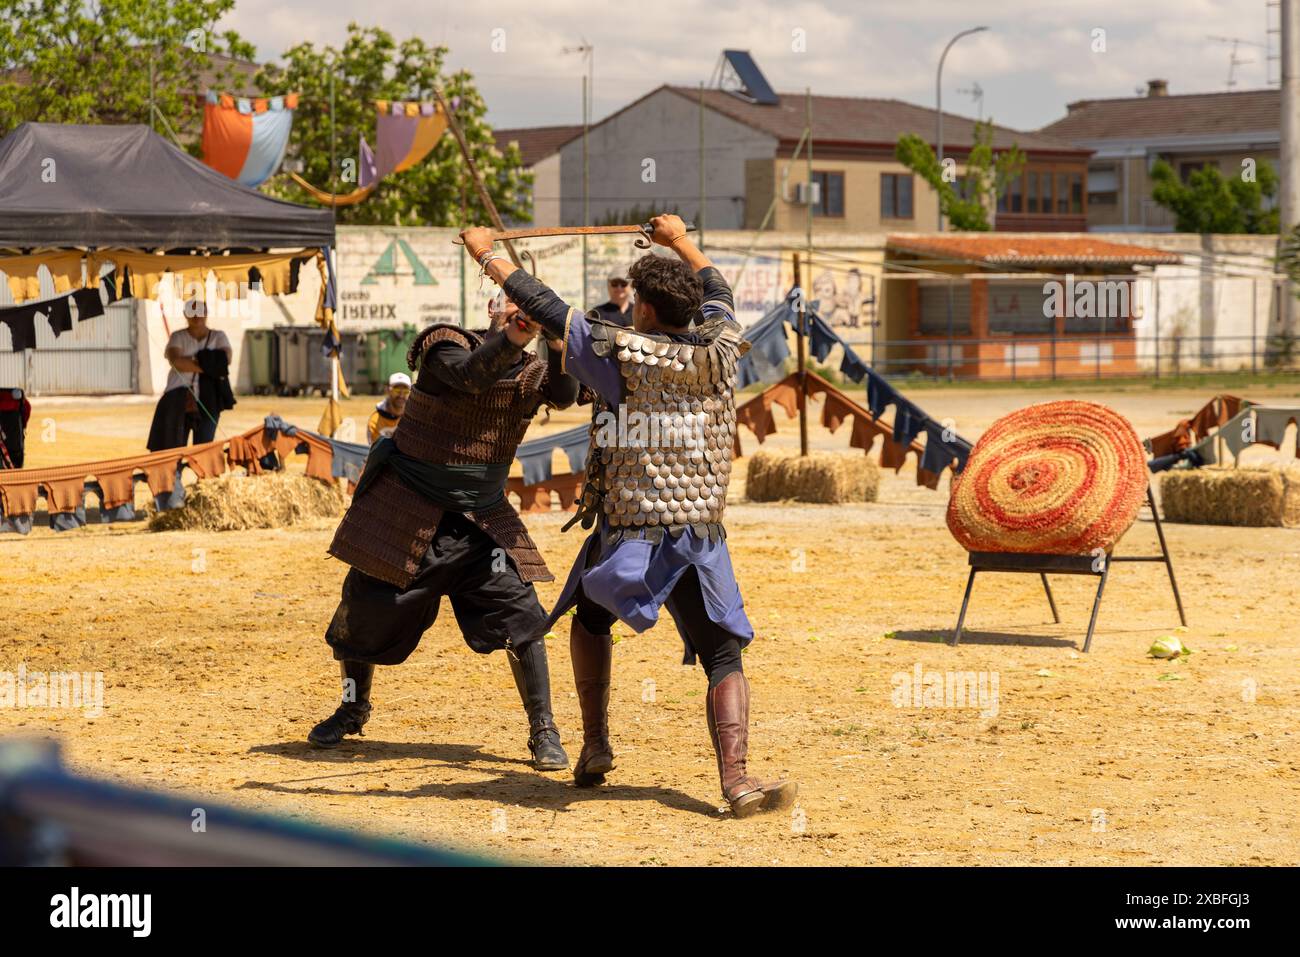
[543,54,1090,234]
[1039,81,1280,232]
[492,124,582,227]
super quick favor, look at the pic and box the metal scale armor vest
[571,316,750,544]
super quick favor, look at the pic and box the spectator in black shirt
[592,267,634,326]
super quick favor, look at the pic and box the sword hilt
[633,222,697,248]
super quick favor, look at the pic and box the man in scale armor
[460,214,797,817]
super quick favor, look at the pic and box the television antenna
[561,37,594,121]
[957,81,984,121]
[1207,34,1268,88]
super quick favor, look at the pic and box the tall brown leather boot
[570,619,614,787]
[706,671,798,818]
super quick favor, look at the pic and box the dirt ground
[1,385,1298,865]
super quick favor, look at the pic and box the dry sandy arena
[2,383,1298,866]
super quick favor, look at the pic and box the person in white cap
[367,372,411,444]
[593,267,634,326]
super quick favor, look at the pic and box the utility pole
[563,40,593,308]
[699,83,706,248]
[328,57,338,425]
[1282,0,1300,333]
[805,88,813,305]
[583,75,589,308]
[793,253,809,457]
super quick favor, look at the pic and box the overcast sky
[219,0,1281,132]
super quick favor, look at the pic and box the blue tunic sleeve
[500,268,622,403]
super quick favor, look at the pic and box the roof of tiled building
[887,234,1181,266]
[492,124,584,166]
[661,86,1085,154]
[1040,88,1279,141]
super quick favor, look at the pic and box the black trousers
[574,565,743,687]
[186,410,219,445]
[326,511,548,664]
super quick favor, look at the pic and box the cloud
[218,0,1277,131]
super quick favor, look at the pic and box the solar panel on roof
[722,50,778,105]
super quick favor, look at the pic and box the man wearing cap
[367,372,411,444]
[593,268,634,326]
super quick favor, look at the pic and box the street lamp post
[936,26,988,230]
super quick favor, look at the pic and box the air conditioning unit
[791,181,821,206]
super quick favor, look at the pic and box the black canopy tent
[0,122,342,413]
[0,123,334,250]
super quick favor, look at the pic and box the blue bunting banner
[515,424,591,487]
[737,286,972,475]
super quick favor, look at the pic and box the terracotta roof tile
[493,124,584,166]
[887,234,1180,267]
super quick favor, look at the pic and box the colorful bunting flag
[289,100,448,206]
[201,90,299,187]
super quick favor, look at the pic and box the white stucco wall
[557,87,778,230]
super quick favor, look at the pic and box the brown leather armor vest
[393,326,549,465]
[329,324,553,589]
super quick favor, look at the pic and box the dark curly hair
[628,253,702,328]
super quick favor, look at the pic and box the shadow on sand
[890,629,1080,650]
[241,739,721,817]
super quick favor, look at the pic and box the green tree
[895,119,1026,231]
[256,23,531,227]
[1150,159,1279,233]
[0,0,254,139]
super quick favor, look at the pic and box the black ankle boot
[508,638,569,771]
[308,660,374,748]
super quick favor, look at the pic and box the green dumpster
[274,326,311,395]
[243,329,278,395]
[306,329,369,396]
[367,325,418,391]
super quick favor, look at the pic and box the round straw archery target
[947,400,1148,555]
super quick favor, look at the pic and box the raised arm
[647,213,712,272]
[460,228,572,343]
[646,214,735,316]
[417,324,538,395]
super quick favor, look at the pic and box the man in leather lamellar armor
[309,294,577,772]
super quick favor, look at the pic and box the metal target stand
[950,485,1187,653]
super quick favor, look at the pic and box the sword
[454,222,697,250]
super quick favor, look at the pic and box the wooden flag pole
[792,252,809,457]
[434,86,523,270]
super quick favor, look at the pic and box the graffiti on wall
[334,228,874,338]
[774,257,877,344]
[337,230,463,328]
